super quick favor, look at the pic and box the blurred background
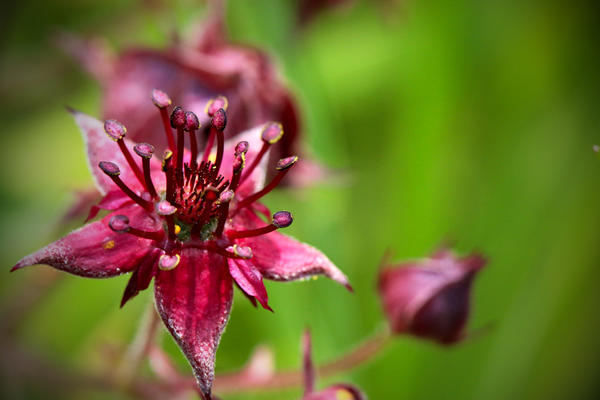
[1,0,599,399]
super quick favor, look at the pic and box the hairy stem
[213,329,391,394]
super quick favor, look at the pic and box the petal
[227,258,271,311]
[12,205,158,278]
[220,125,269,196]
[233,210,350,289]
[70,109,164,194]
[120,248,160,307]
[154,249,233,398]
[86,190,133,222]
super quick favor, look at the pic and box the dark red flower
[301,330,365,400]
[377,249,486,345]
[12,92,350,399]
[62,5,299,164]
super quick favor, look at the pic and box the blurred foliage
[1,0,599,399]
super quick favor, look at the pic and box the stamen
[225,244,253,259]
[152,89,176,151]
[156,200,177,240]
[170,107,186,185]
[99,161,153,211]
[108,215,163,241]
[162,150,175,203]
[227,211,292,239]
[205,95,229,117]
[104,119,145,188]
[240,122,284,185]
[158,254,180,271]
[202,97,228,162]
[211,108,227,176]
[214,189,234,237]
[237,156,298,208]
[134,143,158,199]
[229,150,246,192]
[185,111,200,168]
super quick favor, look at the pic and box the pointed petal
[12,205,159,278]
[70,109,164,194]
[228,259,271,311]
[154,249,233,398]
[221,125,269,196]
[234,210,350,289]
[120,248,160,307]
[86,190,133,222]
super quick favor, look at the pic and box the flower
[12,91,351,399]
[61,5,300,163]
[301,330,365,400]
[377,249,486,345]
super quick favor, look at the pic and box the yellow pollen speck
[103,240,115,250]
[174,225,181,235]
[208,152,216,163]
[312,275,319,281]
[336,389,354,400]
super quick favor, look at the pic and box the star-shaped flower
[12,91,350,399]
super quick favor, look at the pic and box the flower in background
[296,0,356,27]
[377,249,486,345]
[301,330,365,400]
[12,91,351,399]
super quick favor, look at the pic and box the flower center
[98,89,297,270]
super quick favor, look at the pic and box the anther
[103,119,145,187]
[108,214,163,241]
[170,106,186,184]
[212,108,227,176]
[104,119,127,141]
[134,143,158,199]
[229,151,246,192]
[157,199,177,240]
[235,141,249,155]
[99,161,120,176]
[241,122,285,185]
[237,156,299,208]
[261,122,284,144]
[214,190,235,237]
[151,89,172,109]
[99,161,153,211]
[152,89,176,151]
[185,111,200,168]
[205,95,229,117]
[276,155,298,171]
[272,211,293,228]
[162,150,175,203]
[158,254,180,271]
[156,200,177,216]
[219,190,235,203]
[227,211,292,239]
[226,244,253,259]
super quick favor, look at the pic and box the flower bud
[378,249,486,344]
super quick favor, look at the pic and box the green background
[1,0,599,399]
